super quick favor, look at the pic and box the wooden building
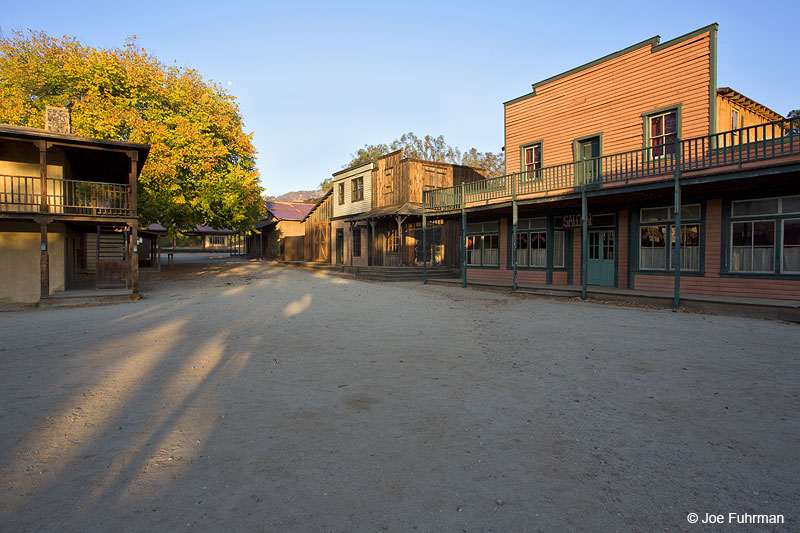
[245,201,314,261]
[0,110,149,302]
[339,150,486,267]
[423,24,800,304]
[302,189,333,263]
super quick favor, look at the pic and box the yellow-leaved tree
[0,30,264,232]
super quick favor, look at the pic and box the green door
[587,230,615,286]
[576,137,601,186]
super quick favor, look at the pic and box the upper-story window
[522,142,542,177]
[338,182,345,205]
[731,109,739,130]
[647,109,678,157]
[351,177,364,202]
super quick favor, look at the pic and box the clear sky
[2,0,798,197]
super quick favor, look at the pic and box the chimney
[45,106,70,134]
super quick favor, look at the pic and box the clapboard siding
[332,163,373,218]
[506,30,713,173]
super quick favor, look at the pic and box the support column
[461,208,467,288]
[128,151,138,217]
[130,223,139,299]
[40,219,49,299]
[349,221,354,266]
[370,220,377,266]
[581,189,588,300]
[673,140,682,309]
[512,201,518,292]
[422,213,427,284]
[394,215,407,266]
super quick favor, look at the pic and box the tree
[789,110,800,134]
[0,30,264,232]
[320,133,503,188]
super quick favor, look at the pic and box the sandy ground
[1,256,798,532]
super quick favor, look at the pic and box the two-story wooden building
[422,24,800,305]
[0,109,149,303]
[337,150,487,268]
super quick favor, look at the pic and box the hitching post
[461,182,467,288]
[422,211,427,284]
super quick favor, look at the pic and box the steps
[348,266,459,282]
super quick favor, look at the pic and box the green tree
[0,30,264,232]
[321,133,503,188]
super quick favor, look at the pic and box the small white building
[330,162,372,266]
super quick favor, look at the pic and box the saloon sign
[561,214,592,228]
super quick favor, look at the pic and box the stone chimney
[45,106,71,134]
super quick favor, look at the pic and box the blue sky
[2,0,798,196]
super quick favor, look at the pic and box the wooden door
[335,229,344,265]
[313,223,329,262]
[576,137,601,186]
[587,230,615,286]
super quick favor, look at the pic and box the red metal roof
[265,201,315,220]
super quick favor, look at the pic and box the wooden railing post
[673,139,682,310]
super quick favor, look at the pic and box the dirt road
[1,258,798,531]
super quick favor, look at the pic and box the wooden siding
[373,150,487,208]
[332,164,372,218]
[715,94,782,148]
[617,210,629,289]
[505,29,713,174]
[303,193,333,262]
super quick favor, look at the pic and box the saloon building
[422,24,799,306]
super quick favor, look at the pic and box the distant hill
[267,189,325,203]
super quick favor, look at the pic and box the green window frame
[466,221,499,267]
[642,105,681,159]
[729,195,800,274]
[639,204,700,271]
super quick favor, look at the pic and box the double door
[587,229,614,286]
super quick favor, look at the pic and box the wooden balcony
[423,118,800,213]
[0,177,132,217]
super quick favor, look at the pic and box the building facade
[0,114,149,303]
[423,24,800,302]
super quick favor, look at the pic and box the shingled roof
[265,201,315,221]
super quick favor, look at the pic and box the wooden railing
[0,177,132,216]
[423,117,800,212]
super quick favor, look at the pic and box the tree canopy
[321,133,503,189]
[0,30,264,232]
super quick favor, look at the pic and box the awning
[345,202,425,222]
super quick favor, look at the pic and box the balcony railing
[423,117,800,212]
[0,177,132,217]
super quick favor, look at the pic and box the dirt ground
[1,256,798,532]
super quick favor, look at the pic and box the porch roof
[345,202,424,222]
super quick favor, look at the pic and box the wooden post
[128,152,138,217]
[349,221,354,266]
[40,219,49,299]
[370,220,377,266]
[581,189,588,301]
[461,206,467,288]
[512,200,518,292]
[37,142,48,214]
[673,139,682,309]
[422,213,427,284]
[130,223,139,298]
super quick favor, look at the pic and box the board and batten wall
[505,26,716,174]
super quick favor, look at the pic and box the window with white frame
[730,196,800,274]
[522,143,542,178]
[647,109,678,157]
[639,204,700,271]
[466,221,499,267]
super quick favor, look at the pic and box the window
[732,109,739,130]
[466,221,499,267]
[210,236,226,245]
[647,109,678,157]
[351,177,364,202]
[338,182,345,205]
[353,228,361,257]
[730,196,800,274]
[521,143,542,178]
[639,204,700,271]
[515,218,547,267]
